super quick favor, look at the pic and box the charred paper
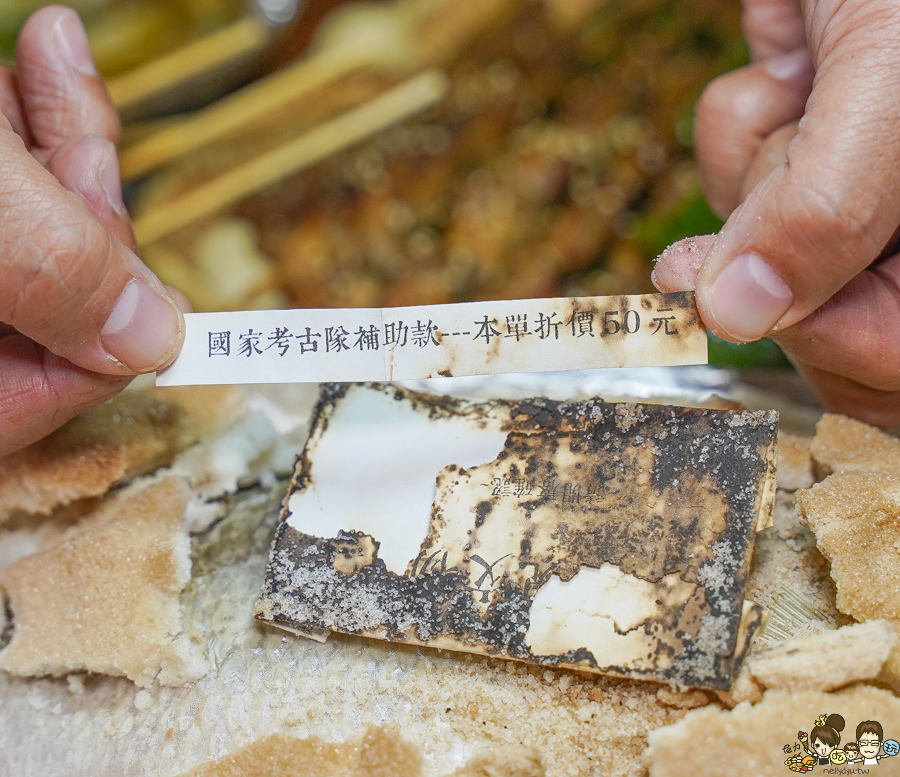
[157,292,706,386]
[255,384,776,689]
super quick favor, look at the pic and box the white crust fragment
[646,686,900,776]
[0,476,207,687]
[746,620,896,692]
[775,432,813,491]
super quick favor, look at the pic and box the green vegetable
[707,331,792,370]
[636,190,723,259]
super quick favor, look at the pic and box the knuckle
[1,202,115,343]
[863,293,900,391]
[805,277,900,392]
[696,72,755,132]
[20,72,73,143]
[17,45,120,143]
[774,167,885,268]
[694,82,746,217]
[694,78,730,133]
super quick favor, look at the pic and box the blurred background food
[3,0,789,368]
[1,0,247,75]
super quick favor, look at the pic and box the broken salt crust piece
[810,413,900,478]
[775,432,814,491]
[796,470,900,688]
[256,383,778,690]
[0,386,245,524]
[0,476,207,687]
[746,620,896,692]
[168,409,279,504]
[646,686,900,777]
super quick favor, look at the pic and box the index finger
[742,0,806,60]
[15,6,120,159]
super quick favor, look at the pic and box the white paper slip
[155,291,706,386]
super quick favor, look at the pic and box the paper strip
[155,291,706,386]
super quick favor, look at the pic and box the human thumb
[694,1,900,343]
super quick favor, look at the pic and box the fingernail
[765,48,813,81]
[55,9,98,76]
[99,146,126,214]
[165,285,194,314]
[101,280,183,371]
[706,253,793,341]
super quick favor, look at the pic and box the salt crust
[810,413,900,477]
[746,491,847,649]
[449,746,545,777]
[0,483,689,777]
[712,664,762,709]
[775,432,813,491]
[0,385,312,692]
[646,686,900,776]
[1,397,892,773]
[177,727,545,777]
[181,728,423,777]
[0,466,884,777]
[796,471,900,686]
[168,410,278,507]
[0,476,207,687]
[0,386,244,524]
[746,620,896,692]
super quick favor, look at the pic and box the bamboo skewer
[118,0,423,182]
[118,0,513,182]
[133,70,448,246]
[108,17,272,115]
[119,46,362,181]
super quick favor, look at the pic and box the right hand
[0,6,186,456]
[653,0,900,428]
